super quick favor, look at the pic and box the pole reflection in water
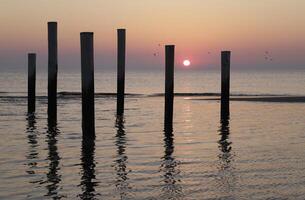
[217,114,236,195]
[160,126,183,199]
[26,114,39,176]
[79,130,99,199]
[114,116,132,198]
[219,115,232,163]
[45,119,63,199]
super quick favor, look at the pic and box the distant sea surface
[0,69,305,199]
[1,69,305,96]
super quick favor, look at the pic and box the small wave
[148,93,295,97]
[58,92,144,99]
[58,91,143,97]
[0,91,27,94]
[148,93,220,97]
[193,96,305,103]
[0,92,303,100]
[0,96,47,99]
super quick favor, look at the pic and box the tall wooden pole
[164,45,175,130]
[81,32,95,138]
[117,29,126,116]
[221,51,231,118]
[28,53,36,114]
[48,22,58,121]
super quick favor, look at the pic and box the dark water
[0,70,305,199]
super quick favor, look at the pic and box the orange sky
[0,0,305,70]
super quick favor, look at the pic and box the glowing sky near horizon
[0,0,305,71]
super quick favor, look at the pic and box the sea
[0,69,305,199]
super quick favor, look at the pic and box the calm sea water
[0,70,305,199]
[1,69,305,96]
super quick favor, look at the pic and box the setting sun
[183,59,191,67]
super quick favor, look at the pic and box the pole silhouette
[164,45,175,130]
[48,22,58,121]
[221,51,231,119]
[81,32,95,138]
[117,29,126,116]
[28,53,36,114]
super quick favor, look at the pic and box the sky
[0,0,305,71]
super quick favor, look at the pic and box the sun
[183,59,191,67]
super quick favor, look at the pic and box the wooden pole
[117,29,126,116]
[221,51,231,118]
[28,53,36,114]
[48,22,58,121]
[81,32,95,137]
[164,45,175,130]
